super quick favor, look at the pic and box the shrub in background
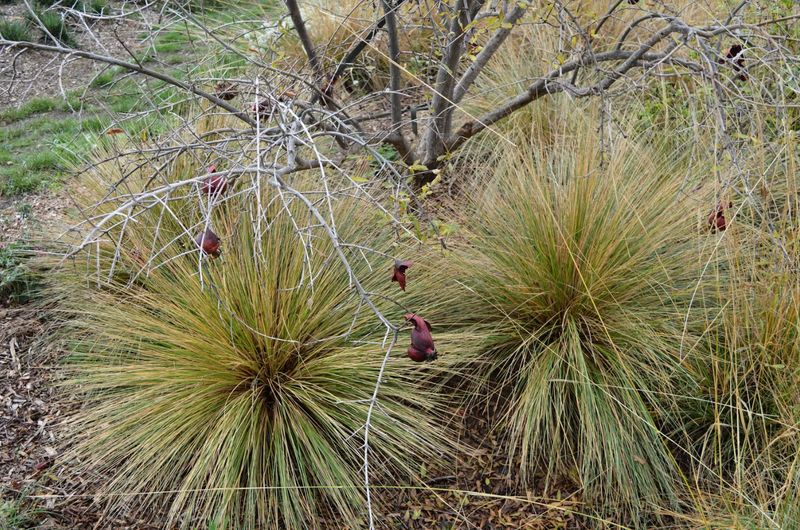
[0,20,33,42]
[27,9,75,47]
[0,242,40,305]
[685,263,800,528]
[278,0,438,94]
[675,141,800,527]
[459,23,567,157]
[83,0,106,15]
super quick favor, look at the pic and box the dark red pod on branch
[391,259,413,291]
[252,91,295,119]
[215,82,239,101]
[201,165,228,196]
[404,313,437,362]
[719,44,747,81]
[253,98,275,119]
[707,201,732,233]
[195,228,222,257]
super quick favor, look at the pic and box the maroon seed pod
[201,165,228,196]
[404,313,438,362]
[391,259,413,291]
[195,228,221,258]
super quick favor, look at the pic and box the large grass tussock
[56,170,454,529]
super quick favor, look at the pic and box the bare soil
[0,2,151,111]
[1,303,163,529]
[0,192,68,247]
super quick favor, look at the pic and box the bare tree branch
[442,46,679,156]
[0,40,258,127]
[382,0,403,131]
[284,0,324,80]
[421,0,470,164]
[452,3,529,103]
